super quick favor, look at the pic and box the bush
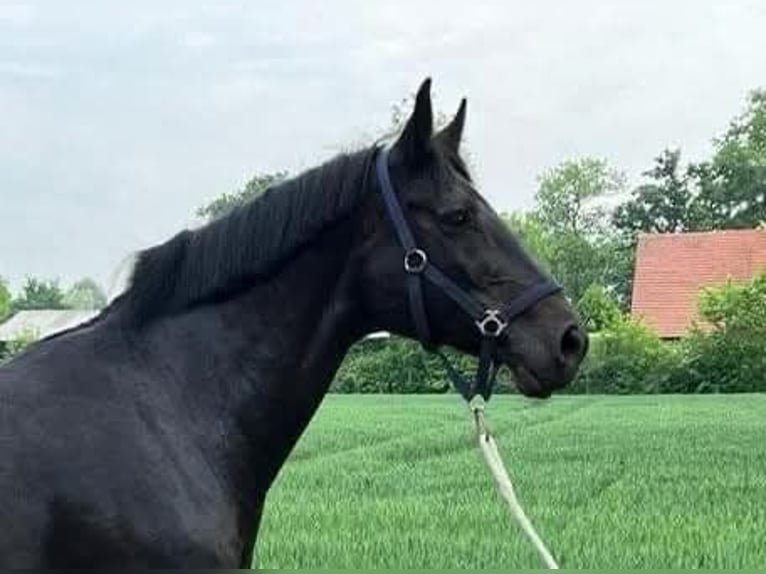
[331,337,444,394]
[331,336,516,395]
[0,326,38,364]
[331,275,766,395]
[680,274,766,393]
[336,319,681,396]
[0,277,10,322]
[570,315,680,394]
[576,283,622,332]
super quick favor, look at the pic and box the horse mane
[120,146,379,325]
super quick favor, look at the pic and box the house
[0,309,99,349]
[631,229,766,338]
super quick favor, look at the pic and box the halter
[375,147,562,401]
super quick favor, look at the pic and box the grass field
[254,394,766,569]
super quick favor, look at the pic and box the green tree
[519,158,633,307]
[11,278,68,311]
[0,326,38,364]
[680,274,766,393]
[552,232,633,310]
[615,90,766,235]
[0,277,10,321]
[694,89,766,229]
[576,282,622,332]
[63,277,107,310]
[535,158,625,237]
[613,149,706,235]
[502,211,555,268]
[697,273,766,334]
[197,171,290,222]
[504,210,634,311]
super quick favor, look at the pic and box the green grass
[255,394,766,569]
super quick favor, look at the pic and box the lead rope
[468,396,561,569]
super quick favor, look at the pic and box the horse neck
[124,214,367,504]
[228,219,366,477]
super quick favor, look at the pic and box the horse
[0,79,588,568]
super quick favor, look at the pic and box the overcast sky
[2,0,766,292]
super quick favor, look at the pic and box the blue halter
[375,147,562,401]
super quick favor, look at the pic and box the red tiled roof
[631,229,766,337]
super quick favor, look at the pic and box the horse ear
[435,98,467,153]
[393,78,433,163]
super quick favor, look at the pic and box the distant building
[631,229,766,338]
[0,309,99,345]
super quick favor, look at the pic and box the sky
[2,0,766,292]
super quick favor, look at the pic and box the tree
[613,149,704,235]
[697,273,766,334]
[614,90,766,235]
[502,211,555,269]
[535,158,625,237]
[0,326,37,364]
[694,89,766,229]
[63,278,107,310]
[11,278,68,311]
[576,283,622,332]
[550,232,633,310]
[680,273,766,393]
[197,171,290,222]
[503,210,633,311]
[610,149,717,305]
[0,277,10,321]
[521,158,632,308]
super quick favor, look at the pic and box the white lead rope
[470,397,560,569]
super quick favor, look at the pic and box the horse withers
[0,79,587,568]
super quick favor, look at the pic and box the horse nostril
[559,324,587,364]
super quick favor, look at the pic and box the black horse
[0,79,587,568]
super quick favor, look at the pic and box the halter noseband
[375,147,562,401]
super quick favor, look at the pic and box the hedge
[331,274,766,395]
[3,276,763,394]
[331,337,517,395]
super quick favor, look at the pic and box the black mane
[122,146,379,324]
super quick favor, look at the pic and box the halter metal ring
[476,310,508,338]
[404,248,428,273]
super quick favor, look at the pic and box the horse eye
[441,209,471,227]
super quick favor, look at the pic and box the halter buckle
[476,310,507,338]
[404,248,428,273]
